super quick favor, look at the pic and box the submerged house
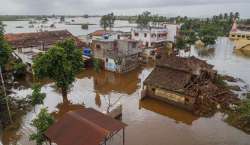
[92,39,141,73]
[4,30,85,70]
[141,55,223,111]
[229,20,250,52]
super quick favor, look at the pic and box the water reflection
[52,99,85,119]
[196,47,215,58]
[95,93,102,107]
[139,98,198,125]
[77,68,141,95]
[234,49,250,59]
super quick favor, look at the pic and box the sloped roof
[5,30,86,49]
[144,67,191,92]
[90,30,113,36]
[45,108,127,145]
[156,55,213,75]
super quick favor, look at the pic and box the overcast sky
[0,0,250,16]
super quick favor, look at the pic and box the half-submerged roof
[45,108,127,145]
[5,30,85,48]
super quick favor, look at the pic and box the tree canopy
[33,39,83,100]
[0,21,12,68]
[136,11,151,29]
[100,13,115,31]
[30,108,54,145]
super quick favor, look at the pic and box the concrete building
[88,30,131,45]
[92,39,141,73]
[131,28,168,48]
[229,20,250,52]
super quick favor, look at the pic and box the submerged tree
[33,39,83,101]
[176,36,186,53]
[93,58,101,73]
[30,108,54,145]
[0,21,13,123]
[100,12,115,31]
[0,21,12,68]
[27,84,46,106]
[136,11,151,29]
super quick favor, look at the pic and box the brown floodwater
[1,37,250,145]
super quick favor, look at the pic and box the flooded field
[2,17,135,36]
[1,37,250,145]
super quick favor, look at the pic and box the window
[135,33,139,36]
[237,35,241,38]
[152,88,156,93]
[247,36,250,40]
[96,44,101,49]
[231,35,235,37]
[114,41,117,49]
[117,35,120,40]
[144,33,147,38]
[131,42,136,48]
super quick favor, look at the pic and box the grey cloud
[0,0,249,15]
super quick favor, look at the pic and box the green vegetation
[0,21,13,125]
[27,84,46,106]
[136,11,152,28]
[30,108,54,145]
[13,61,27,78]
[179,12,239,46]
[81,24,88,29]
[93,58,101,73]
[0,21,12,68]
[33,39,83,101]
[176,36,186,51]
[100,13,116,30]
[227,99,250,133]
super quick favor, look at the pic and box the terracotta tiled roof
[144,67,192,92]
[90,30,112,36]
[45,108,127,145]
[4,30,86,49]
[156,55,213,75]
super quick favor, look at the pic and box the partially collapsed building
[142,55,234,112]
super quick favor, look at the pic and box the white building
[131,28,168,48]
[88,30,130,45]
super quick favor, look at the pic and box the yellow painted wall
[233,39,250,50]
[155,88,185,104]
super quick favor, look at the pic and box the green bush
[27,84,46,106]
[13,62,26,77]
[227,99,250,133]
[30,108,54,145]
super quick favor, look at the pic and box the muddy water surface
[1,38,250,145]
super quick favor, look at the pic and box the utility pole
[0,66,13,123]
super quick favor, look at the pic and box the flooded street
[1,17,250,145]
[1,37,250,145]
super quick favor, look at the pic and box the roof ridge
[68,111,110,135]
